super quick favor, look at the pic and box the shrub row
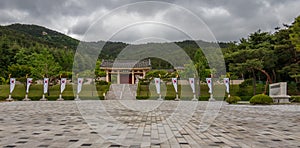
[249,94,273,105]
[290,96,300,102]
[0,95,104,101]
[225,96,241,104]
[136,95,227,101]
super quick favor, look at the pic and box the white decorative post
[172,78,179,101]
[189,78,197,101]
[58,78,66,101]
[23,78,32,101]
[155,78,162,100]
[206,78,214,101]
[75,78,83,101]
[6,77,15,101]
[40,78,48,101]
[224,78,230,98]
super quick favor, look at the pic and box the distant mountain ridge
[5,23,79,50]
[1,23,229,51]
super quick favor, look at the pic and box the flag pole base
[208,94,215,101]
[23,94,31,101]
[6,94,13,101]
[192,94,197,101]
[174,94,180,101]
[75,94,81,101]
[157,94,163,101]
[40,94,47,101]
[57,94,64,101]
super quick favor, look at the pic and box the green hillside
[6,23,79,50]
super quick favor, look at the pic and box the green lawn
[0,84,109,101]
[137,84,264,101]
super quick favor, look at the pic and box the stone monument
[269,82,290,103]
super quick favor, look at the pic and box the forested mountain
[0,23,229,78]
[5,24,79,50]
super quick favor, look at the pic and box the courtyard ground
[0,101,299,148]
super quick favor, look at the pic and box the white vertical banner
[10,78,16,93]
[77,78,83,94]
[189,78,195,93]
[43,78,49,94]
[154,78,160,94]
[26,78,33,93]
[60,78,66,93]
[172,78,178,93]
[206,78,212,94]
[224,78,230,94]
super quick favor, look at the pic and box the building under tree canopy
[100,59,151,84]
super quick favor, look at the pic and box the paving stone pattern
[0,101,299,148]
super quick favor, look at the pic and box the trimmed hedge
[290,96,300,102]
[240,96,253,101]
[0,95,104,101]
[199,96,209,101]
[225,96,241,104]
[0,84,109,101]
[250,94,273,105]
[136,96,149,100]
[96,80,110,85]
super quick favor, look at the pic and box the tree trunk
[263,79,269,95]
[272,69,276,83]
[254,68,273,94]
[252,69,256,96]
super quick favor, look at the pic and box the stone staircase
[105,84,137,100]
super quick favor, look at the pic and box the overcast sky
[0,0,299,43]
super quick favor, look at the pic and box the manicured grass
[0,84,109,101]
[137,84,263,101]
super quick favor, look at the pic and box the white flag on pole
[224,78,230,93]
[189,78,195,93]
[26,78,33,93]
[77,78,83,94]
[43,78,49,94]
[172,78,178,93]
[206,78,212,94]
[10,78,16,93]
[154,78,160,94]
[60,78,66,93]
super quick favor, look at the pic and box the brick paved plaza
[0,101,299,148]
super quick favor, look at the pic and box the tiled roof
[100,59,151,68]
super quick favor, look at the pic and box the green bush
[239,79,253,88]
[96,80,109,85]
[139,81,150,85]
[136,96,149,100]
[239,96,253,101]
[290,96,300,102]
[199,96,209,101]
[250,94,273,105]
[225,96,241,104]
[164,96,176,100]
[0,77,6,85]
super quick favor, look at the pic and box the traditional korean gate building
[100,59,151,84]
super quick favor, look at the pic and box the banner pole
[58,74,64,101]
[40,76,47,101]
[6,74,13,101]
[209,74,215,101]
[23,75,31,101]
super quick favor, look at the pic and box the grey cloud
[0,0,299,43]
